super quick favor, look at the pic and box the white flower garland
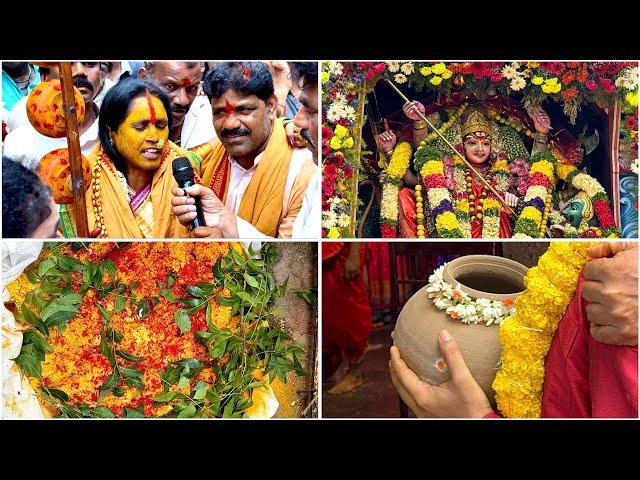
[425,264,516,326]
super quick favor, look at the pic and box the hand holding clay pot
[392,255,528,407]
[390,330,493,418]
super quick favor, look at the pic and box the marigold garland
[381,142,412,237]
[492,242,596,418]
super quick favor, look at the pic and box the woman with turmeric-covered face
[60,79,202,239]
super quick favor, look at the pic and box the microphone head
[172,157,194,185]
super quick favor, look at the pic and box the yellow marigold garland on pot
[380,142,412,238]
[492,241,596,418]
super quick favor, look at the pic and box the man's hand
[527,106,551,135]
[343,243,362,280]
[171,184,238,238]
[389,330,493,418]
[583,242,638,346]
[504,192,518,207]
[402,100,426,121]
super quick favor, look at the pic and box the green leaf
[209,337,229,358]
[124,377,144,389]
[116,350,143,363]
[177,403,196,418]
[121,366,143,379]
[236,291,254,305]
[160,364,180,386]
[205,302,214,330]
[46,388,69,401]
[174,358,203,376]
[92,406,116,418]
[186,285,206,298]
[112,387,125,397]
[110,329,124,344]
[245,381,266,389]
[26,265,39,284]
[152,392,176,402]
[124,407,145,418]
[40,293,82,322]
[20,305,48,336]
[160,289,178,302]
[129,281,139,292]
[98,305,110,325]
[213,258,225,279]
[22,330,53,353]
[100,373,118,391]
[174,310,191,334]
[243,272,260,289]
[166,271,177,288]
[137,299,149,318]
[38,258,57,278]
[115,295,126,313]
[294,288,317,306]
[180,297,205,312]
[14,350,41,378]
[215,294,235,307]
[102,259,117,280]
[193,385,208,400]
[177,376,190,389]
[55,255,85,272]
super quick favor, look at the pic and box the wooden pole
[350,87,367,237]
[383,78,517,217]
[59,62,89,237]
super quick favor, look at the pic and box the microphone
[172,157,206,228]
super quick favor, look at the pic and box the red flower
[343,165,354,179]
[334,153,345,167]
[625,114,638,130]
[365,70,375,81]
[577,68,589,83]
[374,63,387,74]
[322,178,335,195]
[529,172,552,188]
[603,83,616,94]
[567,62,581,68]
[322,126,334,142]
[593,199,616,229]
[585,79,598,90]
[561,71,576,85]
[381,224,397,238]
[561,87,579,101]
[424,174,447,188]
[324,163,337,177]
[489,71,502,83]
[541,62,566,75]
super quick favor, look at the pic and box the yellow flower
[329,136,342,150]
[430,75,443,86]
[327,227,341,238]
[435,211,460,232]
[342,137,354,149]
[321,71,330,84]
[432,63,446,75]
[441,69,453,80]
[520,206,543,224]
[526,62,540,68]
[419,66,432,76]
[531,76,544,85]
[334,124,349,139]
[541,82,562,94]
[555,163,576,181]
[400,62,415,75]
[421,160,444,177]
[492,159,510,173]
[482,198,501,211]
[456,199,470,213]
[386,142,412,179]
[626,91,639,107]
[530,160,554,179]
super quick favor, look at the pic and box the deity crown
[461,108,492,139]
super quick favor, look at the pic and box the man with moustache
[170,61,317,238]
[3,62,110,171]
[138,61,216,150]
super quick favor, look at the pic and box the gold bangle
[384,149,394,157]
[413,120,427,130]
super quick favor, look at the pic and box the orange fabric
[200,118,293,237]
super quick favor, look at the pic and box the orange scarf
[200,118,293,237]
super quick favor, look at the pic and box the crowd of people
[2,61,319,239]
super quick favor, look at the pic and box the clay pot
[26,80,85,138]
[393,255,528,406]
[38,148,92,204]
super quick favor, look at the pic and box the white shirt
[292,169,320,238]
[181,95,216,149]
[226,152,263,213]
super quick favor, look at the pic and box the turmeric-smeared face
[113,95,169,171]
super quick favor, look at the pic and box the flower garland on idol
[555,163,620,238]
[380,142,412,238]
[513,151,556,238]
[413,143,512,238]
[425,264,515,326]
[492,242,596,418]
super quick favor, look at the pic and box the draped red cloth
[365,243,391,308]
[541,274,638,418]
[322,243,372,361]
[486,273,638,418]
[468,176,512,239]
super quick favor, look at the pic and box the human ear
[265,95,278,120]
